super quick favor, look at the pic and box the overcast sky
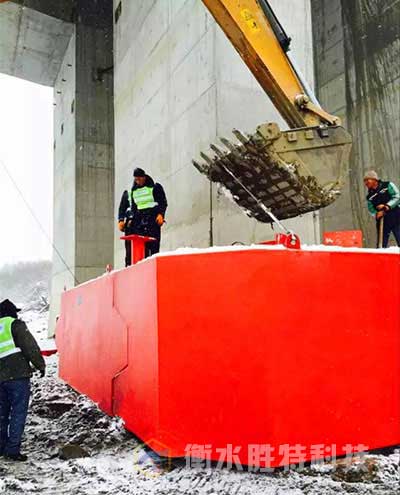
[0,73,53,267]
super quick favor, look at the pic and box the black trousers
[124,211,161,267]
[376,209,400,248]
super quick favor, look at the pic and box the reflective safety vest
[0,317,21,359]
[131,186,158,210]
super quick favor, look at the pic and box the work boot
[4,453,28,462]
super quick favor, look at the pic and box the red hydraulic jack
[120,234,157,265]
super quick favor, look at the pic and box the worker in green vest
[118,168,168,266]
[0,299,45,462]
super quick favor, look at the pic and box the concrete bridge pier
[0,0,115,332]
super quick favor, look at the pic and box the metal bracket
[260,233,301,250]
[295,95,341,126]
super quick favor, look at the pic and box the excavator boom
[193,0,352,223]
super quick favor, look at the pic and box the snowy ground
[0,307,398,494]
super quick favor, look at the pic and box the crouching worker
[0,299,46,461]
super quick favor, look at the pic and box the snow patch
[154,243,400,258]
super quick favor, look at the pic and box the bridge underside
[0,1,74,86]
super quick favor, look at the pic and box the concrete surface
[49,33,76,330]
[49,1,115,333]
[74,18,115,286]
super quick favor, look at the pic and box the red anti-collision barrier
[56,246,400,468]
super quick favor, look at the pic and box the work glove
[156,214,165,226]
[376,204,389,212]
[118,220,125,232]
[376,211,385,220]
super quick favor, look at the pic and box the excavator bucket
[193,123,352,222]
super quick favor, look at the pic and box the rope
[219,162,292,235]
[0,158,80,285]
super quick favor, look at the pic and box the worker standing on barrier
[118,167,168,266]
[0,299,46,462]
[364,170,400,248]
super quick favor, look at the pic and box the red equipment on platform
[56,245,400,468]
[120,234,156,265]
[323,230,363,248]
[260,232,301,249]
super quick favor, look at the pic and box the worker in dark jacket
[0,299,45,461]
[364,170,400,248]
[118,168,168,266]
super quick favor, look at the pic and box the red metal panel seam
[155,257,161,440]
[110,272,130,417]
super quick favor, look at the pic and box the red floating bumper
[56,246,400,468]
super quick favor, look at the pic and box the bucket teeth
[232,129,250,145]
[192,160,208,175]
[192,122,351,222]
[199,152,214,166]
[210,144,225,158]
[220,137,237,154]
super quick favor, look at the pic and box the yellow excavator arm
[203,0,338,128]
[194,0,352,223]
